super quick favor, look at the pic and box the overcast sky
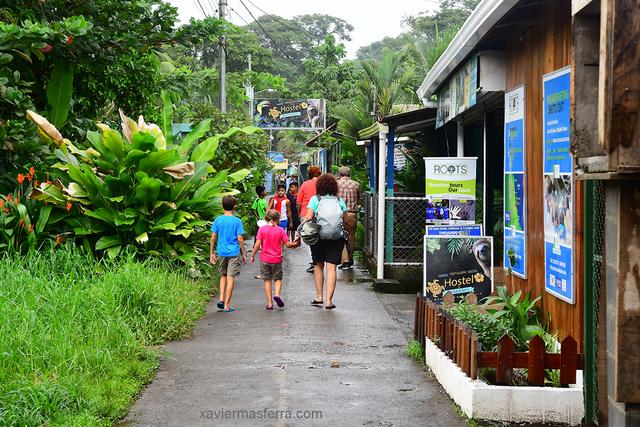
[167,0,438,58]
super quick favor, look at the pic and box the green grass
[0,248,215,426]
[406,339,424,364]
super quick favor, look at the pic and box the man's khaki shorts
[220,255,243,277]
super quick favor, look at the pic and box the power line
[194,0,209,18]
[236,0,305,73]
[243,0,306,35]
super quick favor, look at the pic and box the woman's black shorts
[310,238,345,265]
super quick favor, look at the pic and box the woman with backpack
[303,173,347,310]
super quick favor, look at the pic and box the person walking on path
[304,174,347,310]
[287,181,300,241]
[267,184,292,232]
[336,166,361,270]
[297,166,321,273]
[210,195,247,312]
[250,209,300,310]
[251,185,268,224]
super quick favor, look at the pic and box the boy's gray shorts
[220,255,242,277]
[260,261,283,281]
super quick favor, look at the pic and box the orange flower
[7,194,12,202]
[55,235,63,246]
[0,200,3,209]
[29,167,35,177]
[66,201,72,212]
[18,219,24,228]
[17,174,25,184]
[35,180,40,187]
[28,224,34,233]
[13,198,18,206]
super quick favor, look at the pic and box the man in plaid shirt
[337,166,361,270]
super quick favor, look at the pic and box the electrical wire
[243,0,307,35]
[194,0,209,18]
[236,0,305,73]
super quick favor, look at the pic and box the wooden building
[417,0,582,342]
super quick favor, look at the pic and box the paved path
[122,246,466,427]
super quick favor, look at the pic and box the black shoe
[338,262,353,270]
[306,265,315,273]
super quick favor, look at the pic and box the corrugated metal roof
[416,0,518,101]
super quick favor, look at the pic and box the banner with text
[542,67,574,304]
[253,99,325,130]
[423,236,493,303]
[424,157,477,224]
[504,85,527,278]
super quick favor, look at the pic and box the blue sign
[543,68,572,174]
[426,225,483,236]
[544,241,573,302]
[503,86,527,279]
[268,151,285,162]
[542,67,574,304]
[504,230,526,277]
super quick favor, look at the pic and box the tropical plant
[446,301,509,350]
[482,286,544,350]
[26,105,260,274]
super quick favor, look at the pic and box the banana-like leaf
[138,149,182,172]
[85,207,118,226]
[163,162,195,179]
[101,129,125,163]
[228,168,250,182]
[46,60,73,129]
[35,205,52,234]
[106,245,122,259]
[161,90,173,147]
[179,119,211,154]
[169,229,194,238]
[95,235,121,250]
[133,177,162,205]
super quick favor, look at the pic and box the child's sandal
[265,305,274,310]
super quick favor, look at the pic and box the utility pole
[218,0,227,112]
[246,54,253,118]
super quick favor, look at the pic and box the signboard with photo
[253,99,325,130]
[435,54,478,128]
[268,151,288,170]
[424,157,477,225]
[423,236,493,303]
[542,67,574,304]
[504,85,527,278]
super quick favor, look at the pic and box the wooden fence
[414,293,584,386]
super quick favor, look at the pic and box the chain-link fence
[363,193,427,265]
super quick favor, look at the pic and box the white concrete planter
[424,338,584,425]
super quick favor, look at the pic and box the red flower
[35,180,40,187]
[55,235,64,246]
[0,200,4,208]
[13,198,18,206]
[17,173,25,184]
[7,194,12,202]
[18,219,24,228]
[65,36,74,45]
[40,44,53,53]
[66,201,72,212]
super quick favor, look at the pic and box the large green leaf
[161,90,173,147]
[85,207,118,226]
[133,177,162,205]
[95,235,122,250]
[35,205,52,234]
[101,129,125,163]
[46,60,73,129]
[138,149,182,172]
[190,126,262,163]
[228,168,250,183]
[179,118,211,154]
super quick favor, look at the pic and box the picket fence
[414,293,584,386]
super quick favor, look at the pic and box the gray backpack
[315,196,344,240]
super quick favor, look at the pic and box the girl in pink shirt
[250,210,300,310]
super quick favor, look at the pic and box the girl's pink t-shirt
[256,224,289,264]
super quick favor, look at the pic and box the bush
[446,301,509,351]
[0,248,214,426]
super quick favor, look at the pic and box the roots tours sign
[424,157,477,224]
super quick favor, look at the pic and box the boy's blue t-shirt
[211,215,245,257]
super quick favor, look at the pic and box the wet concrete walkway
[123,246,466,426]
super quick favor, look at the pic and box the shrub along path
[123,246,465,426]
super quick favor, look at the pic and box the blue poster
[503,86,527,278]
[543,67,574,304]
[504,230,526,276]
[543,68,572,174]
[505,118,524,173]
[426,225,483,236]
[544,241,573,302]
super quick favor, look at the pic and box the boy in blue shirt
[210,195,247,312]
